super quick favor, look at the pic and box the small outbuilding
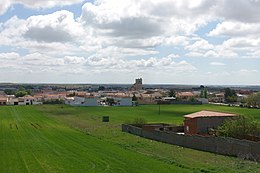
[0,97,7,105]
[184,110,237,135]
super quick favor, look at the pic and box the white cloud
[164,36,190,46]
[0,0,83,15]
[0,51,196,78]
[208,21,260,37]
[79,0,214,51]
[0,11,86,56]
[64,56,86,64]
[213,0,260,23]
[239,69,258,73]
[167,54,180,58]
[3,0,259,60]
[1,0,260,84]
[24,10,84,43]
[210,62,226,66]
[0,0,11,15]
[186,38,214,51]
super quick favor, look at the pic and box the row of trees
[200,89,208,98]
[224,88,260,107]
[4,86,31,98]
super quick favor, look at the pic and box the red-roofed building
[184,110,237,135]
[176,92,195,101]
[0,97,7,105]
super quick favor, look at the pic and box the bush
[15,91,28,97]
[43,99,64,104]
[132,118,147,127]
[217,115,260,139]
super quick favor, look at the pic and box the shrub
[132,118,147,127]
[15,91,28,97]
[217,115,260,139]
[43,99,64,104]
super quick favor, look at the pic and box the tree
[200,90,204,98]
[18,86,25,91]
[132,94,137,101]
[189,96,196,102]
[224,88,237,103]
[24,85,34,90]
[26,90,32,95]
[4,89,15,95]
[246,92,260,107]
[168,89,176,97]
[15,91,28,97]
[200,89,208,98]
[98,86,105,91]
[204,89,208,98]
[43,99,64,104]
[217,116,260,139]
[200,85,205,89]
[106,98,115,106]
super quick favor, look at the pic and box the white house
[162,97,176,101]
[8,95,42,105]
[196,98,209,104]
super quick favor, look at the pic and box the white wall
[118,98,132,106]
[68,97,99,106]
[7,98,42,105]
[197,98,209,104]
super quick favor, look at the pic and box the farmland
[0,104,260,172]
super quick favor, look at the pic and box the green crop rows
[0,104,259,172]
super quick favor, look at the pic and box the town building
[114,97,133,106]
[8,95,42,105]
[0,97,7,105]
[184,110,237,135]
[196,98,209,104]
[176,92,195,101]
[129,78,143,91]
[65,96,99,106]
[211,93,225,103]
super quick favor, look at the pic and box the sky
[0,0,260,85]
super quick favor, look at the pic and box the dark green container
[102,116,109,122]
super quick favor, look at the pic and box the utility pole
[158,101,161,115]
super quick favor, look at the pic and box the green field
[0,104,259,172]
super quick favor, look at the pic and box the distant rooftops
[184,110,237,119]
[0,97,7,102]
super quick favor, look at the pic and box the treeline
[225,88,260,108]
[4,86,32,97]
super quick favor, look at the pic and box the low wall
[122,124,260,162]
[170,101,202,105]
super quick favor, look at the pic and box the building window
[186,126,189,132]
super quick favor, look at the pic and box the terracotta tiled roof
[0,97,7,102]
[177,92,194,97]
[184,110,237,119]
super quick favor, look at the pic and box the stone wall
[122,124,260,162]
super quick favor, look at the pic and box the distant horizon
[1,82,259,87]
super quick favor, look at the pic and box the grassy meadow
[0,104,259,172]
